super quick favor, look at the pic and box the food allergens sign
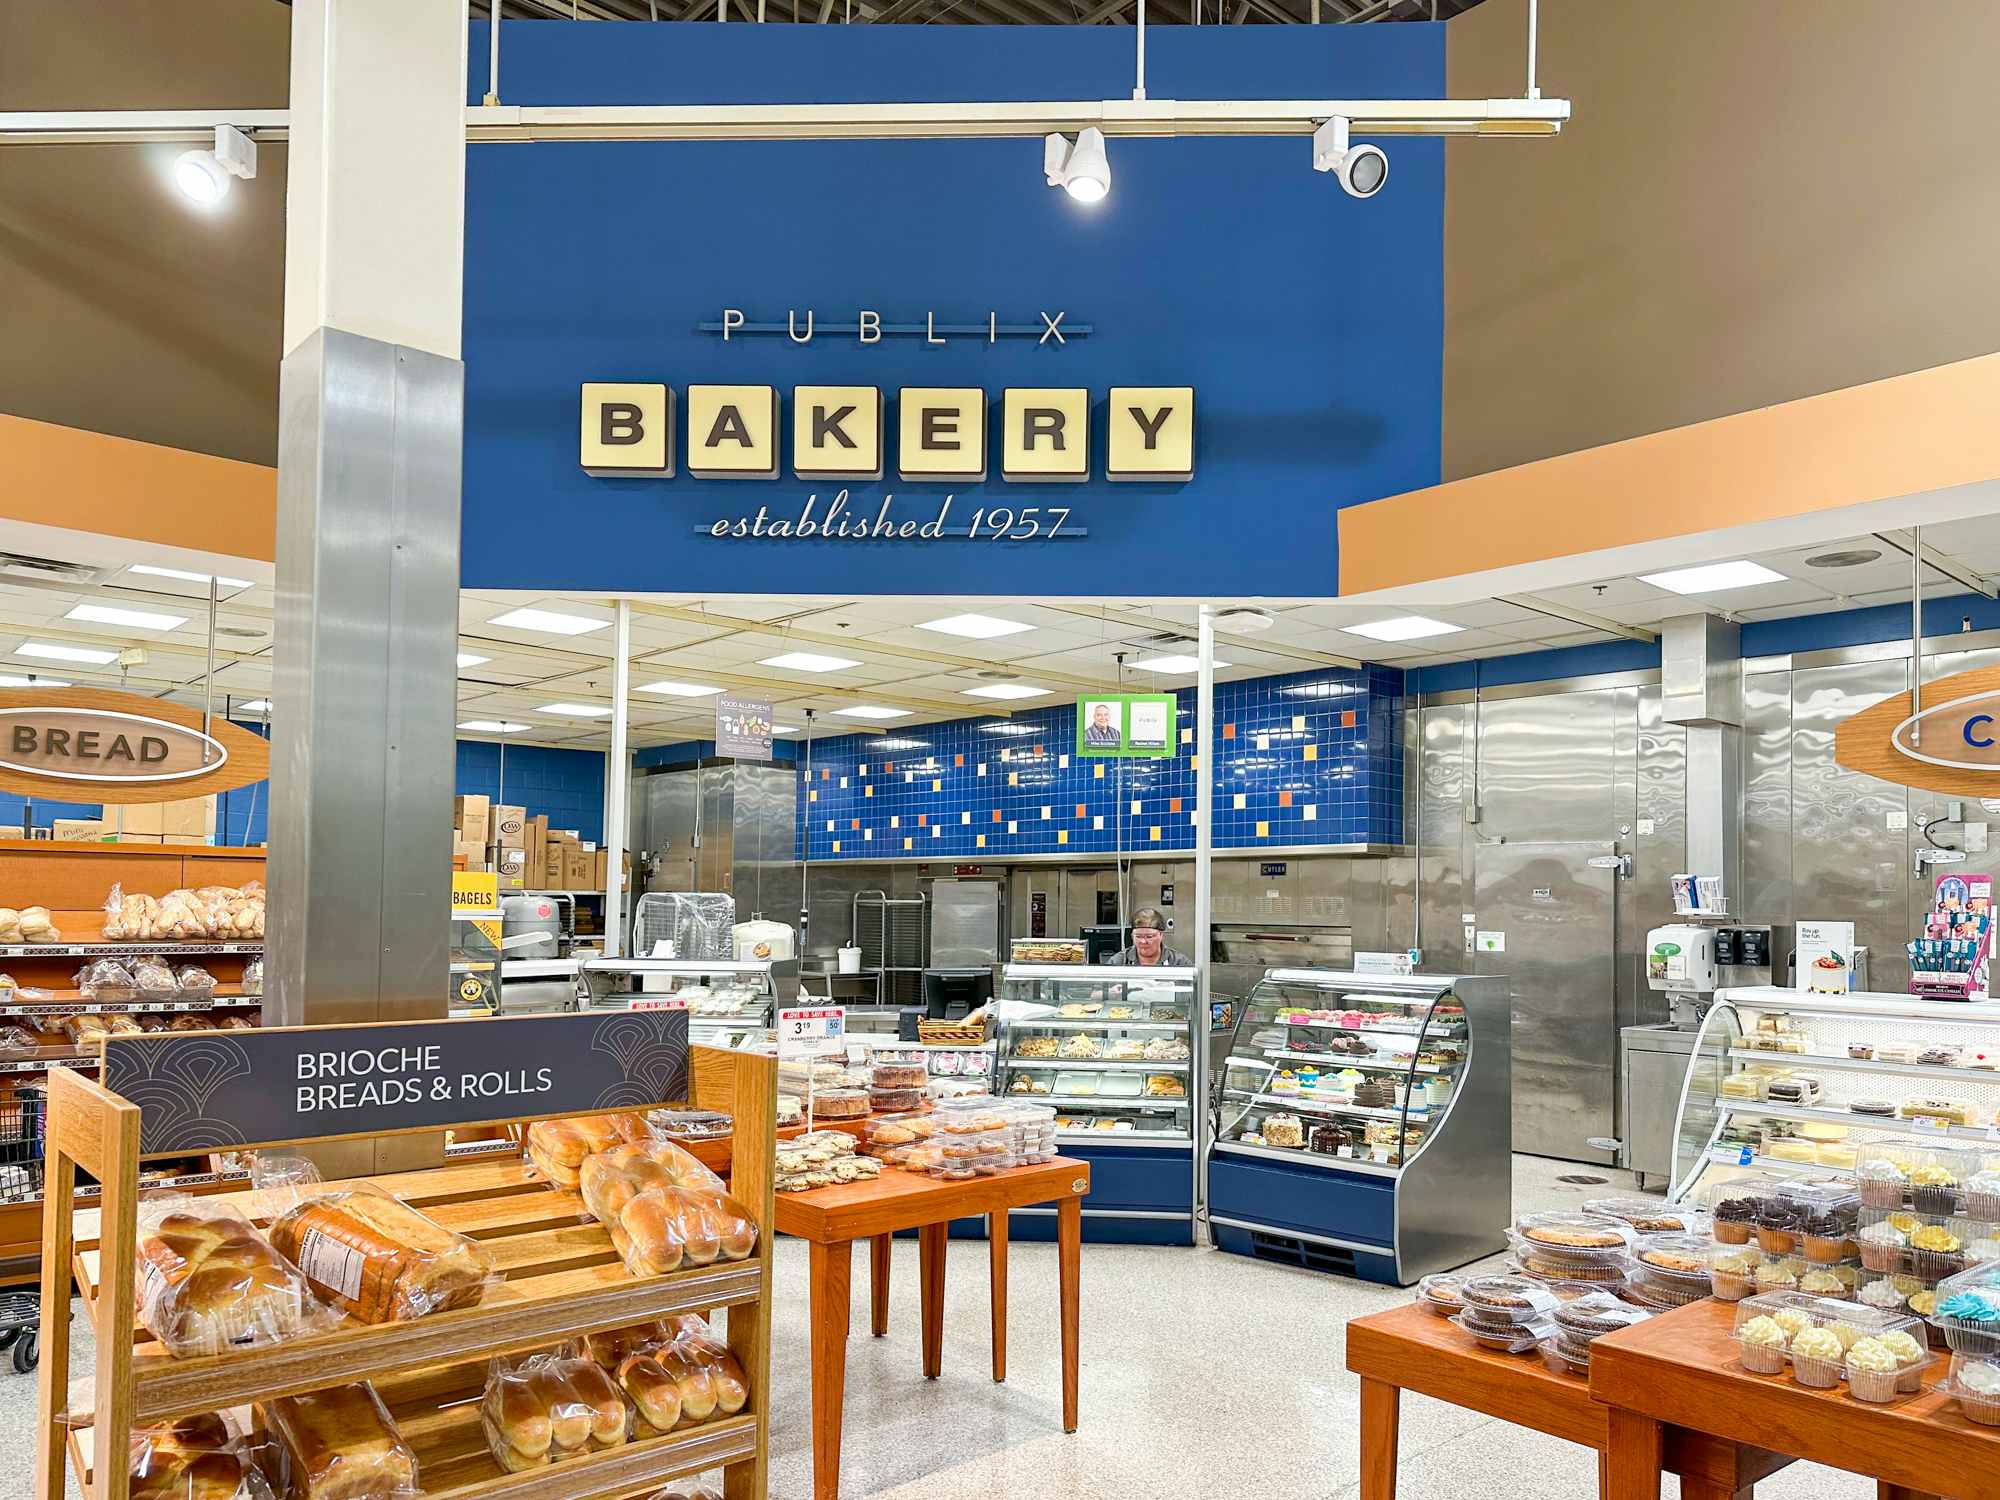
[103,1011,691,1155]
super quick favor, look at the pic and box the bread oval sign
[1836,663,2000,795]
[0,687,271,804]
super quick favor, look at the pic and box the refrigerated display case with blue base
[1207,970,1511,1284]
[993,963,1201,1245]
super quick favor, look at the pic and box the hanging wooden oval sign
[0,687,270,804]
[1835,663,2000,794]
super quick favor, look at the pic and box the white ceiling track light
[1044,127,1111,203]
[172,124,256,204]
[1312,116,1389,199]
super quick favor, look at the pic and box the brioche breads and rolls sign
[104,1011,691,1156]
[0,687,270,804]
[1836,664,2000,794]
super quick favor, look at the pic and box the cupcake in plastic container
[1734,1313,1790,1375]
[1789,1325,1845,1388]
[1911,1225,1968,1284]
[1910,1162,1962,1217]
[1857,1219,1907,1274]
[1844,1336,1904,1403]
[1947,1355,2000,1426]
[1876,1328,1929,1393]
[1856,1156,1909,1211]
[1711,1195,1757,1245]
[1935,1286,2000,1356]
[1968,1170,2000,1224]
[1709,1249,1758,1302]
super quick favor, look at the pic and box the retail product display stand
[1669,985,2000,1201]
[993,963,1199,1245]
[35,1016,776,1500]
[1207,970,1511,1284]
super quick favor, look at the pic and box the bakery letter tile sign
[103,1011,690,1154]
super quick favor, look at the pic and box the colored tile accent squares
[795,664,1403,860]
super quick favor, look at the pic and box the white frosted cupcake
[1790,1325,1844,1388]
[1845,1336,1902,1403]
[1877,1329,1927,1393]
[1736,1314,1789,1375]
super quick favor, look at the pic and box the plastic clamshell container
[929,1126,1014,1180]
[870,1062,929,1089]
[1631,1232,1715,1282]
[1458,1275,1566,1325]
[1450,1313,1552,1353]
[1933,1263,2000,1355]
[1578,1196,1707,1234]
[1940,1354,2000,1426]
[869,1044,930,1066]
[1415,1274,1465,1316]
[1539,1334,1591,1377]
[1552,1292,1654,1338]
[807,1088,871,1120]
[1729,1290,1930,1384]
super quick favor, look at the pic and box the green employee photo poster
[1076,693,1177,759]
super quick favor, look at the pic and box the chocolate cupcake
[1714,1196,1756,1245]
[1801,1214,1851,1263]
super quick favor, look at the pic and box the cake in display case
[1207,970,1511,1284]
[580,959,776,1049]
[995,963,1199,1245]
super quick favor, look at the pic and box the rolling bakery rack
[34,1015,777,1500]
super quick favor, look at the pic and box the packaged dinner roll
[668,1326,749,1416]
[523,1112,657,1190]
[611,1185,758,1278]
[577,1138,725,1225]
[481,1352,629,1471]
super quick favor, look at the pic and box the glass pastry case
[1670,985,2000,1204]
[579,958,776,1049]
[1206,970,1511,1284]
[995,963,1201,1244]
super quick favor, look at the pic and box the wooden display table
[773,1157,1091,1500]
[1592,1299,2000,1500]
[1345,1303,1793,1499]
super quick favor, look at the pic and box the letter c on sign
[1966,713,1996,749]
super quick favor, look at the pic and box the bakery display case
[1206,969,1511,1285]
[581,958,777,1049]
[1670,986,2000,1205]
[994,963,1200,1244]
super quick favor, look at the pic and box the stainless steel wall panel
[1740,671,1794,939]
[1475,689,1619,842]
[1416,704,1472,968]
[1630,687,1685,1030]
[1790,659,1911,990]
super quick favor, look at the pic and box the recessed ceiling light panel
[128,565,255,589]
[456,653,490,670]
[0,675,70,688]
[488,607,610,636]
[1339,616,1463,643]
[636,680,724,698]
[832,705,911,720]
[760,652,860,673]
[963,683,1049,700]
[15,641,118,664]
[1638,560,1787,595]
[65,603,189,632]
[1128,654,1231,674]
[918,613,1034,640]
[538,702,614,718]
[459,719,528,733]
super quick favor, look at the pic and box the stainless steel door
[1473,839,1619,1162]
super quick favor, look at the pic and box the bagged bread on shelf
[577,1137,726,1224]
[668,1325,750,1416]
[76,960,139,1001]
[481,1351,629,1471]
[175,964,220,998]
[102,886,156,942]
[262,1382,418,1500]
[266,1184,499,1324]
[239,959,263,997]
[0,968,14,991]
[0,1023,42,1054]
[129,1411,275,1500]
[134,956,179,999]
[571,1317,682,1368]
[609,1184,758,1278]
[523,1112,660,1189]
[0,913,19,946]
[250,1151,324,1193]
[200,886,265,940]
[18,906,60,943]
[61,1011,143,1043]
[135,1196,328,1358]
[645,1487,722,1500]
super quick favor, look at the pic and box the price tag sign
[778,1005,846,1060]
[631,997,692,1012]
[1709,1145,1755,1166]
[1912,1115,1952,1133]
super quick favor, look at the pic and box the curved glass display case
[1670,985,2000,1203]
[995,963,1200,1244]
[579,958,776,1049]
[1206,969,1511,1284]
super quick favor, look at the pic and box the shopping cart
[0,1093,42,1372]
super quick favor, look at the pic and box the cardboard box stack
[454,795,491,871]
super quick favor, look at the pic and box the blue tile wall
[795,666,1404,862]
[456,741,607,843]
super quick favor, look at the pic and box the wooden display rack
[34,1035,776,1500]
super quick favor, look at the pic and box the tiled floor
[9,1155,1884,1500]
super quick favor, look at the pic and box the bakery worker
[1107,906,1194,967]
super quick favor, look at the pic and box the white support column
[1194,602,1215,1244]
[605,600,633,956]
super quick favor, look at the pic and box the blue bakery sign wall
[462,23,1443,598]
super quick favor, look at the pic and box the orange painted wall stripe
[0,415,276,561]
[1338,353,2000,596]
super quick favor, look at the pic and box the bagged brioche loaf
[262,1383,417,1500]
[612,1328,749,1434]
[129,1413,274,1500]
[523,1112,658,1189]
[266,1187,498,1324]
[136,1198,322,1358]
[480,1353,628,1471]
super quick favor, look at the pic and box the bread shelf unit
[35,1036,777,1500]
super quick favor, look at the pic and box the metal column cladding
[268,329,463,1171]
[1661,614,1743,904]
